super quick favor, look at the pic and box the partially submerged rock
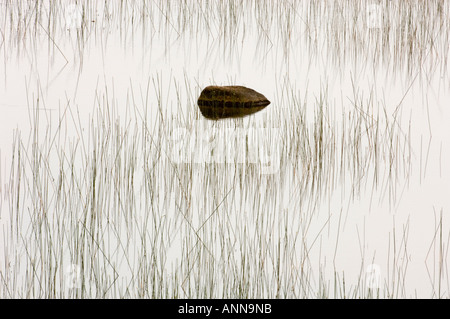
[197,86,270,120]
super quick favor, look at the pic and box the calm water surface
[1,0,449,298]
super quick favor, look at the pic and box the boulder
[197,86,270,119]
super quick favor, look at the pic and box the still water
[1,1,449,298]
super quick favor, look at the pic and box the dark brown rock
[197,86,270,120]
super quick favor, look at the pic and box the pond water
[1,0,449,298]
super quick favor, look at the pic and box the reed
[1,0,449,299]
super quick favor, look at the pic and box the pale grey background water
[1,1,449,297]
